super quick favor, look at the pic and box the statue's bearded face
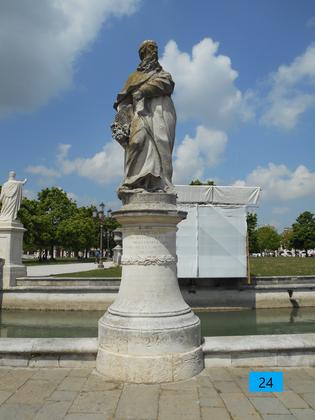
[139,42,158,62]
[137,40,161,73]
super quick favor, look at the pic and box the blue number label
[249,372,283,392]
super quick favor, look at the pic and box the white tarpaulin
[176,186,260,278]
[176,185,260,205]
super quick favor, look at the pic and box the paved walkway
[27,262,114,277]
[0,366,314,419]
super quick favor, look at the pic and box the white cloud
[27,141,124,186]
[57,142,124,184]
[26,165,60,180]
[260,44,315,129]
[160,38,252,128]
[173,125,227,184]
[29,127,227,188]
[234,163,315,200]
[0,0,140,117]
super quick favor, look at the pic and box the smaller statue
[0,171,27,221]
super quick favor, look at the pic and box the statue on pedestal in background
[0,171,27,288]
[111,40,176,197]
[0,171,27,221]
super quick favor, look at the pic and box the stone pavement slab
[201,406,231,420]
[69,389,121,416]
[34,400,73,420]
[249,396,290,415]
[290,408,315,419]
[0,368,37,392]
[0,366,314,419]
[300,393,315,410]
[6,379,57,405]
[57,376,87,392]
[276,391,309,409]
[0,402,40,420]
[115,384,159,420]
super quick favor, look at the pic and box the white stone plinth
[0,220,27,289]
[96,193,203,383]
[112,245,122,265]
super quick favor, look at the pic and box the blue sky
[0,0,314,230]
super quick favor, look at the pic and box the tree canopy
[17,187,118,258]
[280,228,294,249]
[291,211,315,251]
[246,213,258,253]
[190,179,215,186]
[256,225,281,252]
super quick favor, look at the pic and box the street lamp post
[106,209,112,259]
[92,204,112,268]
[93,202,105,268]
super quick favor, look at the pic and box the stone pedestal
[96,193,203,383]
[0,220,27,289]
[112,245,122,265]
[112,229,122,266]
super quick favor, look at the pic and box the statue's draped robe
[114,68,176,193]
[0,181,23,221]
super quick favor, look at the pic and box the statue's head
[8,171,16,180]
[138,40,158,61]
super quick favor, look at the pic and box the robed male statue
[111,40,176,197]
[0,171,27,221]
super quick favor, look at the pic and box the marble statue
[0,171,27,221]
[111,40,176,197]
[96,41,202,383]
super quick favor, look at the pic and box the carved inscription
[124,231,175,257]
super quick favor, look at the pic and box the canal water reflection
[0,307,315,338]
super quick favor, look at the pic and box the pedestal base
[2,265,27,288]
[97,345,203,383]
[96,192,204,383]
[0,220,26,289]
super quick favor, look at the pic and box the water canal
[1,307,315,338]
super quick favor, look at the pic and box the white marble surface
[96,192,203,383]
[113,41,176,196]
[203,333,315,352]
[0,172,26,221]
[0,337,98,354]
[0,220,26,288]
[203,333,315,367]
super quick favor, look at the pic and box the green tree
[8,185,122,259]
[256,225,280,252]
[291,211,315,251]
[190,179,215,186]
[35,188,77,258]
[57,206,98,255]
[280,228,294,249]
[246,212,258,253]
[18,197,40,252]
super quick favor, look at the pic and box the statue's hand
[23,178,27,184]
[133,91,145,116]
[132,90,143,102]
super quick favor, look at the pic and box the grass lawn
[54,257,315,278]
[249,256,315,276]
[54,266,122,278]
[24,258,95,266]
